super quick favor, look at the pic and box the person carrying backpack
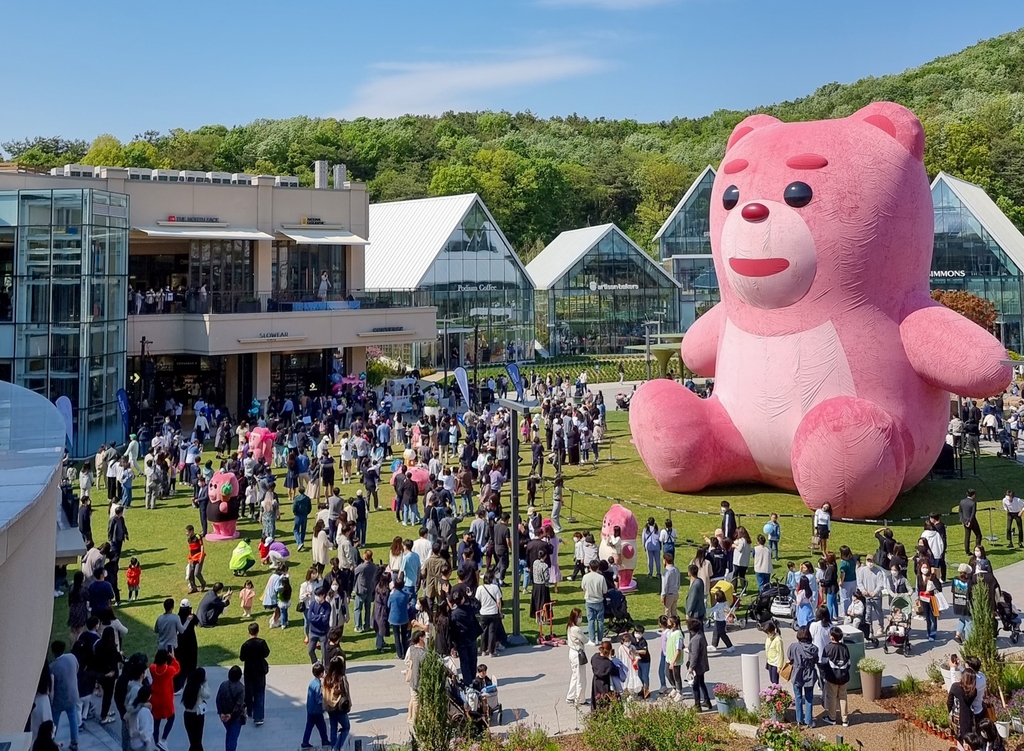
[822,626,851,727]
[659,519,676,559]
[292,491,312,551]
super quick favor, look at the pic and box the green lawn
[52,411,1024,666]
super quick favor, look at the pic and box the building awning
[133,226,274,241]
[278,229,370,245]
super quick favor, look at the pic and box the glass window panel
[19,191,52,226]
[0,194,16,227]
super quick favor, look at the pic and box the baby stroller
[709,580,743,631]
[604,589,634,635]
[883,594,913,656]
[997,592,1022,644]
[744,578,792,631]
[443,660,502,732]
[615,393,630,411]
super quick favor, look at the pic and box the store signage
[930,269,967,278]
[372,326,405,333]
[589,281,640,291]
[258,332,291,339]
[457,283,498,292]
[300,216,325,225]
[167,215,220,223]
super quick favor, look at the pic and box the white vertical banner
[55,396,74,446]
[454,366,470,405]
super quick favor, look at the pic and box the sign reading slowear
[258,332,291,339]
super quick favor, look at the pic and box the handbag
[296,600,307,613]
[779,661,793,681]
[931,595,941,618]
[984,702,998,724]
[811,534,820,548]
[577,649,587,666]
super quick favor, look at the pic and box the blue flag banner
[116,388,131,437]
[505,362,525,402]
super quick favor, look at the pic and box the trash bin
[839,624,865,692]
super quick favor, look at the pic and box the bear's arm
[680,302,725,377]
[900,300,1012,397]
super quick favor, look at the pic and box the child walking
[570,532,586,580]
[708,589,735,653]
[301,662,330,749]
[126,557,142,601]
[239,580,256,618]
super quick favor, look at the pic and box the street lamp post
[641,320,660,381]
[438,317,458,407]
[474,322,481,411]
[497,395,537,646]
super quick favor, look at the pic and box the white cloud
[334,51,608,120]
[539,0,675,8]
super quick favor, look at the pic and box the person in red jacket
[149,648,180,751]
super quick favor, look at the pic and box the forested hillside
[5,28,1024,261]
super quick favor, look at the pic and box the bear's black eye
[784,181,813,208]
[723,185,739,210]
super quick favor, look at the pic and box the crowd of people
[31,373,1024,751]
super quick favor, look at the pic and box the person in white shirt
[921,520,945,565]
[412,529,432,571]
[855,558,886,637]
[1003,490,1024,548]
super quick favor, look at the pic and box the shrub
[916,700,951,729]
[895,672,925,696]
[453,725,557,751]
[926,658,945,685]
[758,719,802,750]
[582,698,718,751]
[857,657,885,674]
[758,683,794,717]
[962,581,1005,693]
[413,651,464,751]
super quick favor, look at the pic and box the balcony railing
[129,289,430,315]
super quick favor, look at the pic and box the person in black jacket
[590,639,616,710]
[450,588,482,680]
[215,666,246,751]
[947,668,978,742]
[174,601,199,693]
[238,623,270,726]
[822,627,851,727]
[959,490,983,557]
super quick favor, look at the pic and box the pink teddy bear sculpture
[206,470,240,541]
[630,102,1010,519]
[598,504,639,592]
[248,426,276,463]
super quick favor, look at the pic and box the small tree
[412,651,464,751]
[931,289,999,332]
[961,581,1004,693]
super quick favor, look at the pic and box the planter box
[424,405,440,418]
[940,668,955,691]
[860,671,882,702]
[716,698,738,717]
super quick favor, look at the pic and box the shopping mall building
[0,163,435,456]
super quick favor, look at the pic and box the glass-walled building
[931,171,1024,352]
[527,224,681,355]
[366,194,534,368]
[655,165,719,328]
[0,188,128,455]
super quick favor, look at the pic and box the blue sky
[1,0,1021,142]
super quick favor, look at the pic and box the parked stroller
[744,578,792,631]
[883,594,913,656]
[997,592,1022,644]
[443,659,502,733]
[604,588,634,635]
[615,393,631,411]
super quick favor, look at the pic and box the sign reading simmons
[930,270,967,278]
[589,280,640,291]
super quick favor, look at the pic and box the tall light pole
[439,317,457,404]
[641,320,659,381]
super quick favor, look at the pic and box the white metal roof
[653,164,717,242]
[366,193,531,290]
[526,223,682,291]
[932,172,1024,273]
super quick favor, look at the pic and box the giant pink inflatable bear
[631,103,1011,519]
[248,426,276,463]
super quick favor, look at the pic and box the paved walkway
[60,557,1024,751]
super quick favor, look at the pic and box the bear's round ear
[727,114,782,151]
[852,102,925,161]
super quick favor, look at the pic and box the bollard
[741,653,761,712]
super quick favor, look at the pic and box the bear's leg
[791,396,907,519]
[629,379,759,493]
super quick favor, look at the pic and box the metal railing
[129,288,430,315]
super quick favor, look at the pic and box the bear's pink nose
[741,202,769,222]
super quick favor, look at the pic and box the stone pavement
[59,557,1024,751]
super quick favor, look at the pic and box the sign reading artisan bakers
[589,280,639,291]
[167,215,220,223]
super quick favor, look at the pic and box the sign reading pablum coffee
[589,281,640,291]
[457,283,498,292]
[930,270,967,278]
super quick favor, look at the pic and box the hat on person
[265,536,274,544]
[528,506,536,515]
[357,489,364,497]
[130,433,137,439]
[180,598,191,608]
[958,563,973,575]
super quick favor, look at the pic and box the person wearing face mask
[916,562,941,641]
[856,556,886,639]
[952,563,973,644]
[885,566,909,598]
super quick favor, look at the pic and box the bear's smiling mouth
[728,257,790,277]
